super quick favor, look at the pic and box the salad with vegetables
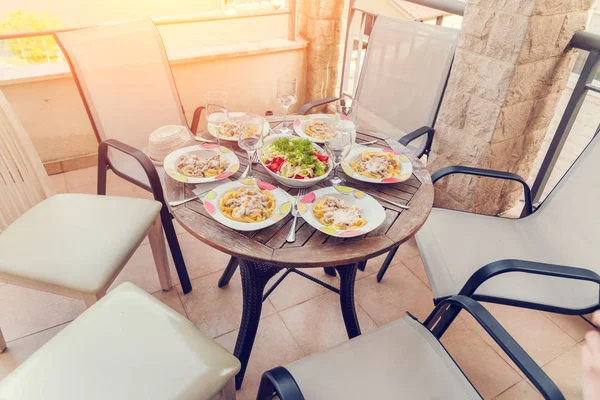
[261,137,329,179]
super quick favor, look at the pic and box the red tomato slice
[293,174,306,180]
[314,153,328,162]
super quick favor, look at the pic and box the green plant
[0,10,63,64]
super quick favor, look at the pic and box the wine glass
[324,129,353,187]
[274,77,297,134]
[334,98,359,145]
[205,91,228,146]
[237,113,266,180]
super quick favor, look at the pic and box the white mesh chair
[299,14,458,157]
[0,89,172,351]
[0,282,240,400]
[54,19,209,294]
[257,296,564,399]
[390,133,600,335]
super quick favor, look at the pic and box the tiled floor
[0,166,592,399]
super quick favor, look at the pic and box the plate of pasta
[297,186,385,237]
[201,179,293,231]
[293,114,338,143]
[164,144,240,184]
[341,146,413,184]
[208,112,271,142]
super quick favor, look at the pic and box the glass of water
[325,129,353,187]
[334,98,359,145]
[237,113,266,180]
[274,77,297,134]
[205,91,228,146]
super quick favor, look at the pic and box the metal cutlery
[194,136,216,143]
[240,152,260,179]
[169,196,203,207]
[286,189,306,243]
[368,192,410,210]
[358,139,378,146]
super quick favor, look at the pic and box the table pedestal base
[233,261,361,390]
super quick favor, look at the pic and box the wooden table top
[165,125,433,268]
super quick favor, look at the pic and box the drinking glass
[274,77,297,134]
[237,113,266,180]
[205,91,228,145]
[324,129,353,187]
[334,98,359,145]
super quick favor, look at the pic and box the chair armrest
[97,139,165,204]
[190,106,204,134]
[398,126,434,158]
[257,366,305,400]
[432,166,533,216]
[297,96,339,115]
[425,296,565,400]
[460,259,600,299]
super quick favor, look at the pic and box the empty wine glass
[274,77,297,134]
[237,113,266,180]
[205,91,228,146]
[325,129,353,187]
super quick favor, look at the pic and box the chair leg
[160,207,192,294]
[217,377,236,400]
[148,214,173,291]
[218,257,239,288]
[82,292,104,308]
[0,327,6,352]
[377,245,399,282]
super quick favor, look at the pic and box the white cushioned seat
[417,135,600,310]
[286,316,480,399]
[0,282,241,400]
[0,194,162,293]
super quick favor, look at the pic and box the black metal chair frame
[257,295,565,400]
[54,24,222,294]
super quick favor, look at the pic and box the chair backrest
[0,90,53,232]
[352,16,459,151]
[528,134,600,256]
[55,19,188,151]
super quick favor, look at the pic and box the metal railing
[0,2,297,43]
[529,30,600,204]
[339,0,465,98]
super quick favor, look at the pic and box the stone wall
[430,0,596,214]
[297,0,345,103]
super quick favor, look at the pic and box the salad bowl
[258,134,332,188]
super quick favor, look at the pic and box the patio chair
[257,296,564,399]
[0,89,172,351]
[380,130,600,333]
[54,19,214,294]
[298,14,459,277]
[0,282,240,399]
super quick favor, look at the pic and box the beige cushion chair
[0,89,171,351]
[0,282,240,399]
[257,296,564,399]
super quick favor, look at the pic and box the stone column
[297,0,345,104]
[430,0,596,215]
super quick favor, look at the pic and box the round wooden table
[165,123,433,389]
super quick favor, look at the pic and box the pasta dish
[350,151,401,179]
[218,120,257,138]
[219,188,275,223]
[313,196,367,230]
[305,119,336,140]
[177,154,229,178]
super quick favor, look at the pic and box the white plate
[297,186,385,237]
[258,134,332,188]
[293,114,335,143]
[208,112,271,142]
[201,179,293,231]
[164,144,240,184]
[341,146,413,184]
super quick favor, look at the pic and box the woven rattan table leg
[233,260,280,390]
[335,263,361,339]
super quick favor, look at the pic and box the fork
[286,189,306,243]
[240,152,260,179]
